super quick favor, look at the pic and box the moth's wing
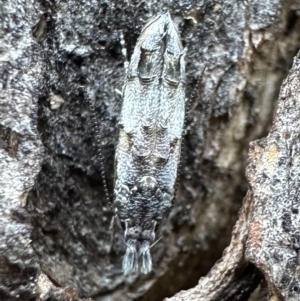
[120,78,140,134]
[169,83,185,141]
[155,81,185,194]
[115,12,186,218]
[131,16,167,159]
[115,14,168,209]
[114,130,135,217]
[119,12,166,133]
[156,138,182,198]
[132,77,161,158]
[154,18,186,164]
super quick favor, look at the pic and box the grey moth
[114,11,186,275]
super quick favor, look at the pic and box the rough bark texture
[167,47,300,301]
[0,1,43,300]
[1,0,300,300]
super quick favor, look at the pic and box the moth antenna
[89,98,112,208]
[122,239,139,275]
[119,231,132,249]
[149,235,163,250]
[138,241,152,274]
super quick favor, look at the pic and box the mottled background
[1,0,300,300]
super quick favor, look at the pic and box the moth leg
[108,214,117,253]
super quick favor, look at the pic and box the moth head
[121,218,158,275]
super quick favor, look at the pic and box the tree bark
[1,0,300,300]
[167,49,300,301]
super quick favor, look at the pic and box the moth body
[114,12,186,275]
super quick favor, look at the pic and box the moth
[114,11,186,275]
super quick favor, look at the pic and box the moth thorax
[137,175,157,195]
[124,220,156,242]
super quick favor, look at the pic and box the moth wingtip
[163,10,172,23]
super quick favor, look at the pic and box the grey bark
[167,47,300,301]
[1,0,300,300]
